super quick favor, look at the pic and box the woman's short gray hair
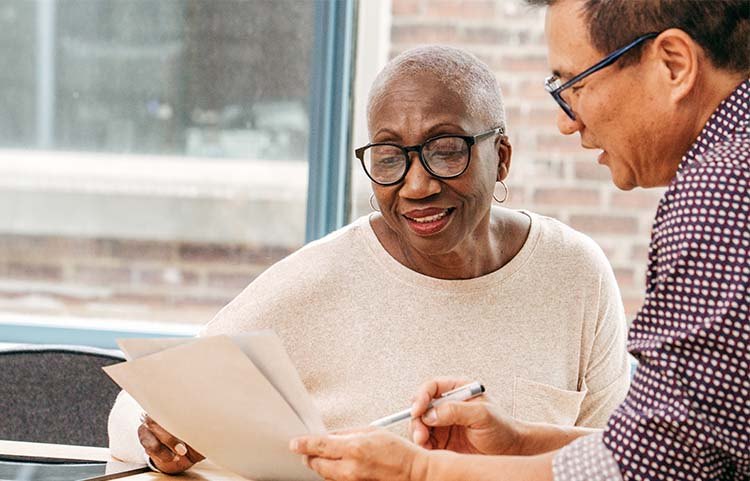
[367,45,506,132]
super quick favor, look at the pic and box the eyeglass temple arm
[555,32,659,92]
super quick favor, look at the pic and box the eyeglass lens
[363,136,470,184]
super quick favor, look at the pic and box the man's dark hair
[526,0,750,74]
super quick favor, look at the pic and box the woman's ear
[496,135,512,181]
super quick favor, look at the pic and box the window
[0,0,357,341]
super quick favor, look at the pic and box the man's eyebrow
[552,68,575,80]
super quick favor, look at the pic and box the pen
[369,381,485,428]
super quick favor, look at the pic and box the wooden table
[0,440,247,480]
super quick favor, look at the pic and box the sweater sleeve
[107,390,149,463]
[575,255,631,428]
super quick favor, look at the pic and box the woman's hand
[138,414,205,474]
[290,428,429,481]
[409,377,523,456]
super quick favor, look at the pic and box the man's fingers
[421,400,490,427]
[290,435,348,459]
[307,456,348,480]
[409,418,431,447]
[411,377,472,418]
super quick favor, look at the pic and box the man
[291,1,749,479]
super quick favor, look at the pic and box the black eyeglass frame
[355,127,504,186]
[544,31,660,120]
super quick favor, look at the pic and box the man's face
[544,0,676,190]
[367,73,501,257]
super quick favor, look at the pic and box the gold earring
[369,193,380,212]
[493,181,509,203]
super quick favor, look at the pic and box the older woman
[289,2,750,480]
[108,45,629,474]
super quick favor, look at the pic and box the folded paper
[104,334,322,481]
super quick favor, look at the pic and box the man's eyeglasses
[355,127,504,186]
[544,32,660,120]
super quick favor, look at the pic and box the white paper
[104,334,322,481]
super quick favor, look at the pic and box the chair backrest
[0,344,125,447]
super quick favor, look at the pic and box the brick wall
[389,0,663,320]
[0,234,293,323]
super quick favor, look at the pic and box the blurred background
[0,0,660,342]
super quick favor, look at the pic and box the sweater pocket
[512,377,586,426]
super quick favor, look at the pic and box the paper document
[104,333,323,481]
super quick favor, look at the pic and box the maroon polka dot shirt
[602,79,750,480]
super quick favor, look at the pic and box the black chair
[0,344,125,447]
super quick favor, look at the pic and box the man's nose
[399,153,441,199]
[556,109,583,135]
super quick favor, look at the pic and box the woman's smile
[402,207,455,235]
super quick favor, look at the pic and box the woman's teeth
[408,210,449,223]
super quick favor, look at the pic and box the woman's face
[368,74,506,258]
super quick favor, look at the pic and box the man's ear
[652,28,700,103]
[496,135,512,181]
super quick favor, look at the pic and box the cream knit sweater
[108,211,630,462]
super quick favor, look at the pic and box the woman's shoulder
[524,211,611,272]
[257,215,372,282]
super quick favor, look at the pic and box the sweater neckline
[357,210,542,293]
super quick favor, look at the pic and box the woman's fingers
[137,423,179,464]
[144,415,205,463]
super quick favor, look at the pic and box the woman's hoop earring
[493,180,509,203]
[369,193,380,212]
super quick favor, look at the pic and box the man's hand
[290,428,430,481]
[409,377,524,455]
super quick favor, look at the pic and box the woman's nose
[399,153,441,199]
[556,108,583,135]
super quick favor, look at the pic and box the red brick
[206,271,261,289]
[424,0,498,19]
[179,243,293,265]
[138,268,200,286]
[623,294,646,319]
[574,160,613,182]
[6,263,63,281]
[392,0,423,16]
[536,134,584,155]
[2,235,103,259]
[613,267,635,290]
[610,190,665,209]
[458,25,514,45]
[533,187,601,206]
[569,214,639,235]
[500,55,549,73]
[103,239,176,261]
[74,265,132,284]
[391,23,460,44]
[631,243,651,261]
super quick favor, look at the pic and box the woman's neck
[372,207,531,280]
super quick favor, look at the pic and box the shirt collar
[676,78,750,176]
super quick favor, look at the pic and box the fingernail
[289,439,299,451]
[423,409,437,424]
[139,412,147,424]
[175,443,188,456]
[301,455,308,467]
[172,454,180,463]
[410,402,419,417]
